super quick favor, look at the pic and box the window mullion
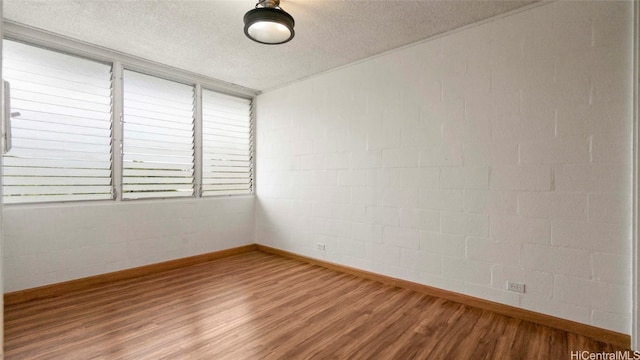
[194,84,203,197]
[250,98,255,194]
[112,61,124,201]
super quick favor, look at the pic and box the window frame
[2,38,114,206]
[201,88,254,197]
[121,69,197,200]
[2,22,256,205]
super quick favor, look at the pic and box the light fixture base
[259,0,280,8]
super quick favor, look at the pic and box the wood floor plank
[4,251,631,359]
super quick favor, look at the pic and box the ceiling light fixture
[243,0,295,45]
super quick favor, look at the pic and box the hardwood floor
[4,251,629,359]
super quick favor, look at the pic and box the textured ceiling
[3,0,539,92]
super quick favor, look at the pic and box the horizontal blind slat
[202,172,251,179]
[202,178,251,185]
[4,185,112,195]
[124,123,194,137]
[15,120,111,136]
[123,177,193,185]
[4,166,111,177]
[122,160,193,171]
[3,193,112,204]
[10,147,111,160]
[4,156,111,169]
[4,176,111,186]
[123,184,194,192]
[121,191,190,199]
[9,107,111,124]
[201,189,252,196]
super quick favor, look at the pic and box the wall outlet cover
[507,281,525,293]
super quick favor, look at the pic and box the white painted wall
[255,2,634,333]
[1,0,5,354]
[3,196,254,292]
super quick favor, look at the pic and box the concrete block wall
[3,196,254,292]
[255,2,633,333]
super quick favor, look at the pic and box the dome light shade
[244,3,295,45]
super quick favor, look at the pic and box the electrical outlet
[316,243,326,251]
[507,281,525,293]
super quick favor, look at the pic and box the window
[2,39,253,204]
[202,89,253,196]
[122,71,195,199]
[2,40,113,204]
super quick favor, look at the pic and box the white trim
[250,97,256,194]
[633,0,640,351]
[194,84,203,198]
[0,1,5,357]
[2,21,258,99]
[112,62,124,201]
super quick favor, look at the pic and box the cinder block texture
[256,1,633,334]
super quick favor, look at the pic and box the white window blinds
[122,70,195,199]
[202,89,253,196]
[2,40,113,204]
